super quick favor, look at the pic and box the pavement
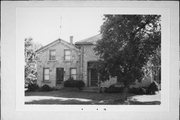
[128,91,161,102]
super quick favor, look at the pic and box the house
[75,34,157,88]
[75,34,102,87]
[36,36,80,87]
[36,34,158,88]
[36,35,102,88]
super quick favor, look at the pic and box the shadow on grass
[25,89,134,101]
[25,99,93,104]
[25,88,160,105]
[25,98,126,105]
[25,98,160,105]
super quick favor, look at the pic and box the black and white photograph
[1,1,179,120]
[21,8,161,105]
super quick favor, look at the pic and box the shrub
[64,79,85,90]
[104,85,123,93]
[129,87,146,95]
[40,84,53,92]
[146,81,159,95]
[67,77,74,81]
[76,80,85,90]
[27,83,39,92]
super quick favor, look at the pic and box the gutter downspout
[82,46,84,81]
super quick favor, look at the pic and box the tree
[146,47,161,84]
[94,15,161,98]
[25,38,42,86]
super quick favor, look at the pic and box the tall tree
[94,15,161,98]
[25,38,42,86]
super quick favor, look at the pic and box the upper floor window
[64,49,71,61]
[49,50,56,60]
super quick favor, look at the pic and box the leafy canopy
[94,15,161,86]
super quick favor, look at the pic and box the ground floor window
[43,68,50,81]
[70,68,77,80]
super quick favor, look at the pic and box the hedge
[64,80,85,90]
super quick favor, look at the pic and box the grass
[25,89,128,104]
[25,88,160,105]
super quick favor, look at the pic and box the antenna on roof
[59,16,62,37]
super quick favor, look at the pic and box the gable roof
[36,38,79,53]
[75,34,102,45]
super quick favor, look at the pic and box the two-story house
[75,34,157,88]
[36,34,157,88]
[36,35,102,88]
[36,36,80,87]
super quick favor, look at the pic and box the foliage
[149,47,161,67]
[146,81,159,94]
[27,83,39,92]
[129,81,159,95]
[67,76,74,81]
[40,84,53,91]
[64,78,85,90]
[94,15,161,87]
[104,85,123,93]
[129,87,147,95]
[25,38,42,87]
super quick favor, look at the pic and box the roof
[75,34,102,45]
[36,38,79,53]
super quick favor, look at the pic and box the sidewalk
[128,91,161,104]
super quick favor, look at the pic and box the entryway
[87,61,99,87]
[56,68,64,85]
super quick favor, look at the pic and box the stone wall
[79,45,99,86]
[36,42,80,87]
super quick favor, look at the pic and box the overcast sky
[16,7,104,46]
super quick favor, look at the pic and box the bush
[76,80,85,90]
[129,87,146,95]
[146,81,159,95]
[64,79,85,90]
[104,85,123,93]
[40,84,53,91]
[27,83,39,92]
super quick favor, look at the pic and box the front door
[56,68,64,85]
[90,69,98,86]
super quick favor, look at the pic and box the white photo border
[16,7,169,112]
[1,1,179,120]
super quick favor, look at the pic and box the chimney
[70,36,73,44]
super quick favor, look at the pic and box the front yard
[25,88,161,105]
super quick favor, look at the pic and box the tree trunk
[122,86,129,101]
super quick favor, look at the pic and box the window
[70,68,77,80]
[49,50,56,60]
[43,68,50,81]
[64,49,71,61]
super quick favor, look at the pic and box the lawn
[25,88,160,105]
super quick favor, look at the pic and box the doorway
[56,68,64,85]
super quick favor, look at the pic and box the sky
[16,7,104,46]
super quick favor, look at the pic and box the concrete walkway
[128,91,161,102]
